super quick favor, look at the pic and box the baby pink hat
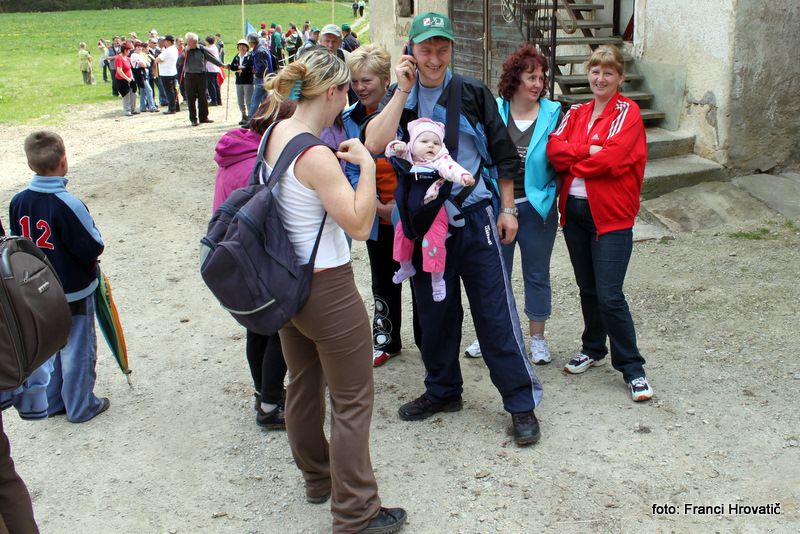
[407,118,446,160]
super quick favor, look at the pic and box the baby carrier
[389,74,476,239]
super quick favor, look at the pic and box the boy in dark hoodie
[9,131,109,423]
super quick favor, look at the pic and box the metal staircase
[517,0,665,122]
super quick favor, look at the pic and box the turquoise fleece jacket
[496,97,561,220]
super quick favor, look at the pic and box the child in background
[9,131,109,423]
[386,118,474,302]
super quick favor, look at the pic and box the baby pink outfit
[386,118,473,302]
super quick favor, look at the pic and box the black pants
[365,223,422,353]
[183,72,208,123]
[0,413,38,533]
[161,75,177,111]
[110,68,119,95]
[102,62,109,82]
[245,331,287,405]
[206,72,221,105]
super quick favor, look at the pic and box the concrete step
[557,91,653,105]
[646,128,695,160]
[555,53,632,65]
[556,36,624,46]
[556,72,644,85]
[643,154,725,199]
[640,109,666,122]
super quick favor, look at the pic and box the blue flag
[245,19,256,38]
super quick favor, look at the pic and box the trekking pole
[225,66,231,121]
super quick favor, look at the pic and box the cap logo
[423,17,445,28]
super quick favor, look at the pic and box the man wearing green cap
[342,23,360,52]
[364,12,543,447]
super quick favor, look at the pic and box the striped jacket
[546,91,646,235]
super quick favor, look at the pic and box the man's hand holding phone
[395,42,417,94]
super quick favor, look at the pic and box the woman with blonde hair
[262,49,406,534]
[344,44,420,366]
[546,45,653,402]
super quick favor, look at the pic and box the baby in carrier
[386,118,474,302]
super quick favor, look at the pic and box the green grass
[0,1,360,124]
[729,228,772,240]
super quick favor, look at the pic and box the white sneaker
[529,336,551,365]
[629,376,654,402]
[563,353,606,374]
[464,340,482,358]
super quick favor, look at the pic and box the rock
[475,470,490,479]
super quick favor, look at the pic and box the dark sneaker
[628,376,654,402]
[199,119,215,124]
[358,507,407,534]
[511,410,541,446]
[563,352,606,374]
[398,394,462,421]
[306,491,330,504]
[256,403,286,429]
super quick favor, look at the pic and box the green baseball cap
[341,23,351,31]
[409,12,454,43]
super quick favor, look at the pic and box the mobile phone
[404,43,413,57]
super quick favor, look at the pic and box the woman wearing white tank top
[260,49,407,534]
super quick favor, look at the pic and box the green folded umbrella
[94,266,132,386]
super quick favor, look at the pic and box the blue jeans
[250,79,267,118]
[501,201,558,322]
[562,196,646,382]
[46,296,105,422]
[411,201,543,413]
[139,78,156,110]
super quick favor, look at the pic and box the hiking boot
[358,507,407,534]
[628,376,654,402]
[563,353,606,374]
[373,349,399,367]
[511,410,541,446]
[529,335,552,365]
[199,119,215,124]
[306,491,331,504]
[398,394,462,421]
[464,339,482,358]
[256,403,286,429]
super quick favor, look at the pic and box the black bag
[0,236,72,391]
[200,125,330,336]
[391,73,477,239]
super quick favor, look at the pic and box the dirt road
[1,101,798,533]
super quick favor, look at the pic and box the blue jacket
[496,96,561,220]
[252,43,272,79]
[374,70,522,210]
[9,175,104,302]
[342,101,380,240]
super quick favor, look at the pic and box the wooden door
[450,0,489,82]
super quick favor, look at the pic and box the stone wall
[727,0,800,171]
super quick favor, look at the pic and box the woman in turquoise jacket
[464,45,562,364]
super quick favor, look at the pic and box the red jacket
[546,91,646,235]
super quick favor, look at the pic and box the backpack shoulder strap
[444,73,462,159]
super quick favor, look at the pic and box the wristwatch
[500,207,519,217]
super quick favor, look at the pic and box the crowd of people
[90,20,361,127]
[4,8,654,534]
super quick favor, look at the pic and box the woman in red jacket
[546,45,653,402]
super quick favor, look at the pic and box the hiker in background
[248,32,272,121]
[271,24,286,70]
[113,42,137,116]
[341,24,360,52]
[205,35,222,107]
[358,0,366,17]
[230,39,254,125]
[352,1,358,18]
[98,39,111,83]
[155,35,179,114]
[131,41,157,112]
[78,42,92,85]
[182,32,226,126]
[302,21,312,41]
[285,24,303,63]
[546,45,653,402]
[216,33,225,63]
[262,49,406,533]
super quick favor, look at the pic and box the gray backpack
[0,235,72,391]
[200,125,329,335]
